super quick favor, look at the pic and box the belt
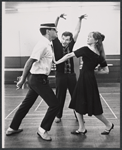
[31,74,48,84]
[32,74,48,78]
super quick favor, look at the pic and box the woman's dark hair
[92,32,106,59]
[62,31,73,41]
[40,28,51,35]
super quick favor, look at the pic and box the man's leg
[55,73,67,121]
[67,73,77,97]
[10,88,38,130]
[67,73,78,121]
[30,74,60,131]
[36,84,60,141]
[38,85,60,131]
[6,88,38,135]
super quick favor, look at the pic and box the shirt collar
[42,36,52,46]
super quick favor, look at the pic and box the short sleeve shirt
[30,36,54,75]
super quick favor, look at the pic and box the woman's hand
[94,66,109,74]
[53,59,57,65]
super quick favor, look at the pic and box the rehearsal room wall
[2,2,120,85]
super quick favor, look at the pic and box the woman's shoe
[71,129,87,135]
[101,123,114,135]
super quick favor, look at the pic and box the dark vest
[52,38,75,73]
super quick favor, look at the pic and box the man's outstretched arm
[55,13,66,27]
[73,14,87,42]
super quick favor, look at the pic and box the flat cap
[40,23,56,29]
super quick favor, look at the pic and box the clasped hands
[53,59,57,65]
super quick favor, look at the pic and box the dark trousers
[10,74,60,131]
[56,72,77,118]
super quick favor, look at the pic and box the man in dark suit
[52,14,87,123]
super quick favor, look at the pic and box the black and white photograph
[2,1,120,148]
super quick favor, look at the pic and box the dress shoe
[55,117,61,123]
[71,129,87,135]
[6,128,23,136]
[101,123,114,135]
[37,130,52,141]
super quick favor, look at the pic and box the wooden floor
[3,83,120,148]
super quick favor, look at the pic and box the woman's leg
[95,114,113,130]
[76,112,86,132]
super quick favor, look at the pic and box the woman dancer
[55,31,114,135]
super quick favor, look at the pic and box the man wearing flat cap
[6,23,60,141]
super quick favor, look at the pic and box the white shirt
[30,36,54,75]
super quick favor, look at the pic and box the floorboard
[3,83,120,148]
